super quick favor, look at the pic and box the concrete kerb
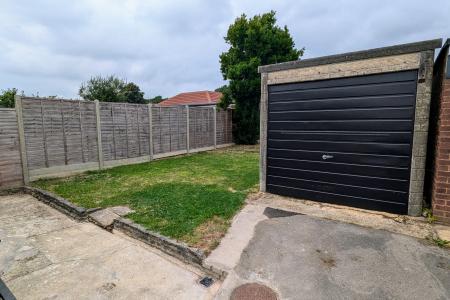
[16,186,227,280]
[114,218,227,280]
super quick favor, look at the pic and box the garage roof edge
[258,38,443,73]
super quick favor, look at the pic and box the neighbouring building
[159,91,222,106]
[427,39,450,224]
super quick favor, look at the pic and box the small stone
[434,225,450,242]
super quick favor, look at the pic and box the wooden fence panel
[22,99,46,170]
[22,97,99,171]
[80,101,99,163]
[216,109,232,145]
[17,97,233,181]
[0,109,23,189]
[189,107,214,149]
[151,106,188,155]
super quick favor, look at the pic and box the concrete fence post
[15,95,29,185]
[94,100,104,169]
[148,103,153,160]
[186,105,190,153]
[213,106,217,149]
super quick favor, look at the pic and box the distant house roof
[159,91,222,106]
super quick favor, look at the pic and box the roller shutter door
[266,70,418,214]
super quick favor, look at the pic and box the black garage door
[266,70,418,214]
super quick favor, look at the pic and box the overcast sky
[1,0,449,99]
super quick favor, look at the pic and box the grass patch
[33,145,259,252]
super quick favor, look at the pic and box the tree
[122,82,145,104]
[79,75,146,103]
[0,88,21,108]
[147,95,165,104]
[220,11,303,144]
[215,85,232,110]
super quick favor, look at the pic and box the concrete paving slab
[216,214,450,300]
[30,223,129,264]
[88,208,120,229]
[88,206,134,230]
[205,204,268,272]
[0,194,219,300]
[0,194,75,239]
[0,194,47,219]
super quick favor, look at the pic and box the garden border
[114,218,227,279]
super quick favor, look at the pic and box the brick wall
[432,78,450,223]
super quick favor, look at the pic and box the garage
[259,39,442,215]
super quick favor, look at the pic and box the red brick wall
[432,78,450,224]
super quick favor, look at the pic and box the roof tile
[160,91,222,106]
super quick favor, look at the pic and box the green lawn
[33,145,259,253]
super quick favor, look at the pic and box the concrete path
[0,194,218,300]
[214,207,450,300]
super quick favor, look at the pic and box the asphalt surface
[217,212,450,300]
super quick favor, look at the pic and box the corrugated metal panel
[266,70,418,214]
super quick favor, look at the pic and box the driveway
[215,207,450,300]
[0,194,218,300]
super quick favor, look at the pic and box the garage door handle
[322,154,334,160]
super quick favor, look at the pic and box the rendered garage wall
[259,39,441,216]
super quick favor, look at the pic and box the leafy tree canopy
[122,82,145,104]
[147,95,166,104]
[215,85,232,110]
[79,75,145,103]
[219,11,303,144]
[0,88,23,108]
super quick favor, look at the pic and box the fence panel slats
[16,97,232,181]
[0,109,23,188]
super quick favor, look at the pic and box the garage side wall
[260,51,433,216]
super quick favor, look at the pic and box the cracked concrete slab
[88,208,121,230]
[88,206,135,230]
[0,194,219,300]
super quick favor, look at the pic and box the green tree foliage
[0,88,22,108]
[122,82,145,104]
[215,85,232,110]
[79,75,145,103]
[147,95,166,104]
[220,11,303,144]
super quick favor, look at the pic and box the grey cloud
[0,0,448,99]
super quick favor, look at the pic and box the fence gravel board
[15,97,232,181]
